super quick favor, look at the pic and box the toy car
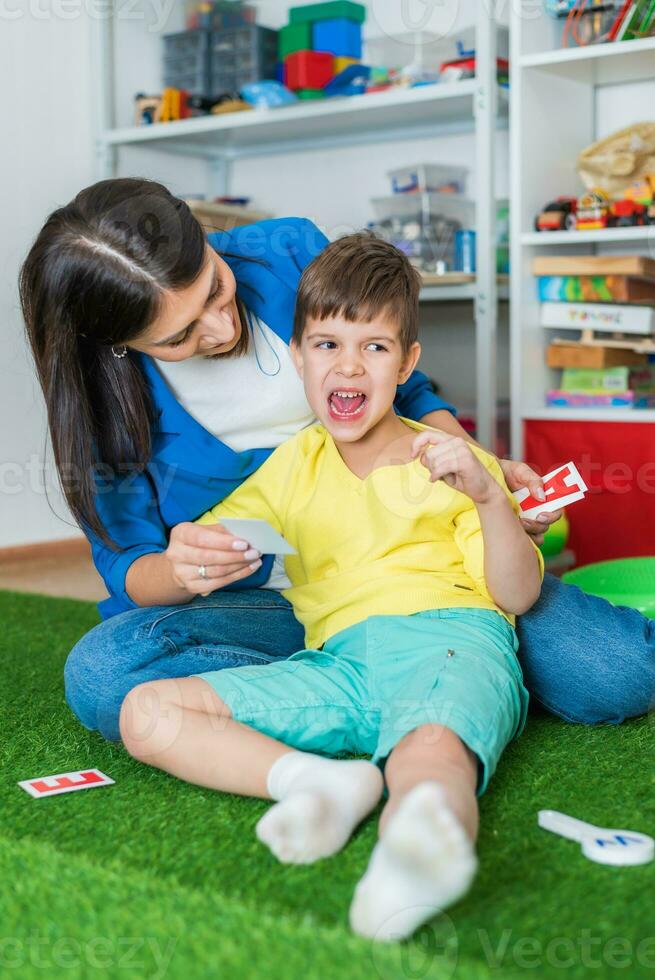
[573,190,610,231]
[607,198,647,227]
[534,197,577,231]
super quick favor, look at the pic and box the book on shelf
[532,255,655,279]
[546,343,649,369]
[615,0,655,40]
[540,301,655,334]
[559,366,655,393]
[537,275,655,304]
[547,390,655,409]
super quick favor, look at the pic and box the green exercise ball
[539,512,570,558]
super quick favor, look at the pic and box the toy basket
[562,557,655,619]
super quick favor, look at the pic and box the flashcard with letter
[18,768,115,799]
[514,461,588,520]
[218,518,297,555]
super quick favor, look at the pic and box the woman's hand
[165,522,262,598]
[497,459,562,545]
[411,431,500,505]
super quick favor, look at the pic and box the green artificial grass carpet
[1,590,654,980]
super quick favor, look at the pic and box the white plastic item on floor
[538,809,655,866]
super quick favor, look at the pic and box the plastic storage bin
[209,25,279,95]
[163,29,211,96]
[371,192,475,228]
[562,557,655,619]
[388,163,469,195]
[370,194,475,273]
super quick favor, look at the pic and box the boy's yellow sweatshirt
[198,418,544,650]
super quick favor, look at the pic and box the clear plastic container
[370,192,474,273]
[388,163,469,195]
[371,192,475,228]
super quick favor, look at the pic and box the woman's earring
[111,345,128,359]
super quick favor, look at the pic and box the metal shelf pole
[474,4,499,451]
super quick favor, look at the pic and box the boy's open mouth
[328,388,368,422]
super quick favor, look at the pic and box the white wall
[0,14,96,547]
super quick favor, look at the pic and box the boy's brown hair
[292,231,421,354]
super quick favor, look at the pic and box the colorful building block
[334,55,359,74]
[313,18,362,58]
[279,22,311,59]
[296,88,326,99]
[289,2,366,25]
[284,50,334,90]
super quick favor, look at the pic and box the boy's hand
[411,431,500,505]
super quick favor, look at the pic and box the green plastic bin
[562,557,655,620]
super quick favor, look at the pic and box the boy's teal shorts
[195,607,529,794]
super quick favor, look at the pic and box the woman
[20,178,655,742]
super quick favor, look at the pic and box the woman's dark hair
[19,177,248,546]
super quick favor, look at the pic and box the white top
[156,311,315,453]
[156,311,316,590]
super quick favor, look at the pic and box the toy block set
[533,254,655,403]
[279,2,366,100]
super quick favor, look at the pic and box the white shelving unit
[92,6,507,447]
[509,10,655,454]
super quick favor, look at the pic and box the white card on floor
[514,461,588,520]
[218,518,297,555]
[18,768,115,798]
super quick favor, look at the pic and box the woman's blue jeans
[64,574,655,743]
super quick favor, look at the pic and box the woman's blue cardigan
[89,218,454,619]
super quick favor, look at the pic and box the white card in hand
[514,461,588,521]
[218,518,297,555]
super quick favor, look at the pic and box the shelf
[521,226,655,246]
[524,407,655,423]
[519,36,655,86]
[419,273,509,303]
[94,8,505,451]
[104,81,489,160]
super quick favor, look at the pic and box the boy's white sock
[349,781,477,942]
[256,751,383,864]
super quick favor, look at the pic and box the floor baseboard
[0,536,90,564]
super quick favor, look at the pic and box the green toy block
[289,2,366,26]
[296,88,326,99]
[279,22,311,59]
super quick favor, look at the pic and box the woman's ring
[198,565,208,580]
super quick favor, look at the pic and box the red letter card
[514,461,588,520]
[18,768,115,798]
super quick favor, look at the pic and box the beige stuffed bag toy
[577,123,655,196]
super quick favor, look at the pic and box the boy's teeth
[329,390,367,418]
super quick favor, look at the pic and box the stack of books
[605,1,655,42]
[534,254,655,374]
[547,365,655,409]
[534,255,655,408]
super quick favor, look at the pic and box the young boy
[119,233,543,942]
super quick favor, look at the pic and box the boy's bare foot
[349,781,477,941]
[256,754,383,864]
